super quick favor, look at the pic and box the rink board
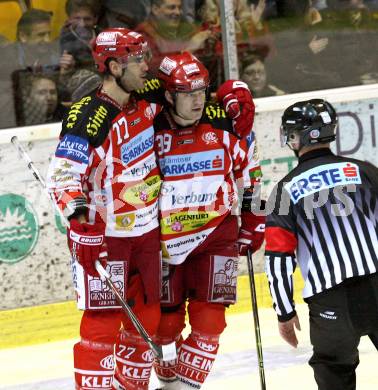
[0,271,305,349]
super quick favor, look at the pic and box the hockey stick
[247,248,266,390]
[11,135,177,361]
[219,0,239,79]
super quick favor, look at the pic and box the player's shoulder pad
[61,92,116,146]
[202,102,234,133]
[135,78,165,104]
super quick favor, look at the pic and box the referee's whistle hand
[278,314,301,348]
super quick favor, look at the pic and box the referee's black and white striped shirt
[264,148,378,321]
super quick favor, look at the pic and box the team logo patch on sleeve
[55,134,89,164]
[284,162,362,204]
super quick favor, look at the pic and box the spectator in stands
[236,0,266,37]
[98,0,200,27]
[267,0,345,93]
[312,0,329,9]
[0,34,9,47]
[349,0,367,8]
[335,0,377,85]
[195,0,274,56]
[194,0,223,90]
[60,0,101,70]
[239,49,285,97]
[65,68,102,103]
[297,0,376,89]
[365,0,378,9]
[17,8,52,44]
[100,0,150,29]
[360,72,378,84]
[0,9,65,128]
[13,9,76,78]
[239,0,275,57]
[14,73,67,126]
[14,9,60,69]
[59,0,102,101]
[136,0,215,68]
[182,0,197,22]
[193,0,274,90]
[275,0,311,16]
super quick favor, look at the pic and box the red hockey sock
[74,339,115,390]
[176,332,220,388]
[113,330,155,390]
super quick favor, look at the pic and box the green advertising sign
[55,213,66,234]
[0,193,39,264]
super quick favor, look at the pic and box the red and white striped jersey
[47,82,164,237]
[154,103,262,264]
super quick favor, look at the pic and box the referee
[265,99,378,390]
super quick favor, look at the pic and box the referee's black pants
[306,273,378,390]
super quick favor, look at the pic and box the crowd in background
[0,0,377,129]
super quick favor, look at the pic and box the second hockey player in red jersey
[152,52,265,389]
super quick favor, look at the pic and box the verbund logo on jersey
[121,127,154,165]
[171,191,217,206]
[285,162,362,204]
[119,155,157,182]
[160,150,225,177]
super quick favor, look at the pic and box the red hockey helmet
[157,52,210,93]
[92,28,150,73]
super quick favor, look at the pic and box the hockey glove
[68,219,107,277]
[216,80,255,138]
[238,211,265,255]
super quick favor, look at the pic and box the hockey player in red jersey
[152,52,266,389]
[47,28,166,390]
